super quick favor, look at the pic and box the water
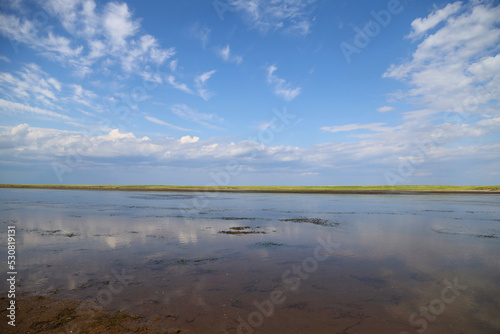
[0,188,499,333]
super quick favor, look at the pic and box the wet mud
[0,189,499,333]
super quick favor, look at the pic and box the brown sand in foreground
[0,294,410,334]
[0,293,464,334]
[0,295,186,334]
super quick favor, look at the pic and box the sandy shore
[0,294,185,334]
[0,293,414,334]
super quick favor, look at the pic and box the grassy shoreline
[1,184,500,194]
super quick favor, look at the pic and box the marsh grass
[1,184,499,193]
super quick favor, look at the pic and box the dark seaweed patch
[215,217,259,220]
[29,307,77,331]
[176,257,218,265]
[230,226,251,230]
[422,210,455,213]
[280,217,340,227]
[254,242,283,247]
[432,228,499,239]
[476,234,498,239]
[219,230,266,235]
[219,226,266,235]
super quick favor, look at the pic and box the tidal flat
[0,188,499,333]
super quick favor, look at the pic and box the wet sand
[0,291,419,334]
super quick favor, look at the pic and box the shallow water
[0,188,499,333]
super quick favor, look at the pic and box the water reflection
[0,189,499,333]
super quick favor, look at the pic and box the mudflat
[0,188,499,333]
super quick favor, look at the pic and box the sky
[0,0,499,186]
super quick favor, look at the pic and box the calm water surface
[0,189,499,333]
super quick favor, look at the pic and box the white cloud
[377,106,394,113]
[0,98,72,121]
[164,70,216,100]
[69,84,97,106]
[86,40,104,60]
[220,45,230,61]
[217,45,243,64]
[190,23,211,48]
[321,123,390,133]
[144,115,193,132]
[230,0,316,35]
[179,135,200,144]
[121,35,175,72]
[171,104,224,129]
[0,1,175,77]
[0,64,97,111]
[384,2,500,116]
[0,64,60,107]
[103,2,139,50]
[47,78,62,91]
[407,1,462,39]
[43,0,86,34]
[0,12,83,63]
[194,70,216,100]
[166,75,193,94]
[194,70,216,86]
[140,70,163,84]
[0,124,299,164]
[316,111,500,172]
[0,55,10,63]
[169,59,178,72]
[257,122,271,130]
[2,118,499,183]
[266,65,302,101]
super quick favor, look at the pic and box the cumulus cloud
[179,135,200,144]
[0,124,299,165]
[323,0,500,180]
[407,1,462,39]
[102,2,139,50]
[3,118,498,182]
[383,1,500,116]
[0,0,175,76]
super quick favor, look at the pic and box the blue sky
[0,0,499,186]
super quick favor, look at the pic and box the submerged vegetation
[280,217,339,227]
[219,226,266,235]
